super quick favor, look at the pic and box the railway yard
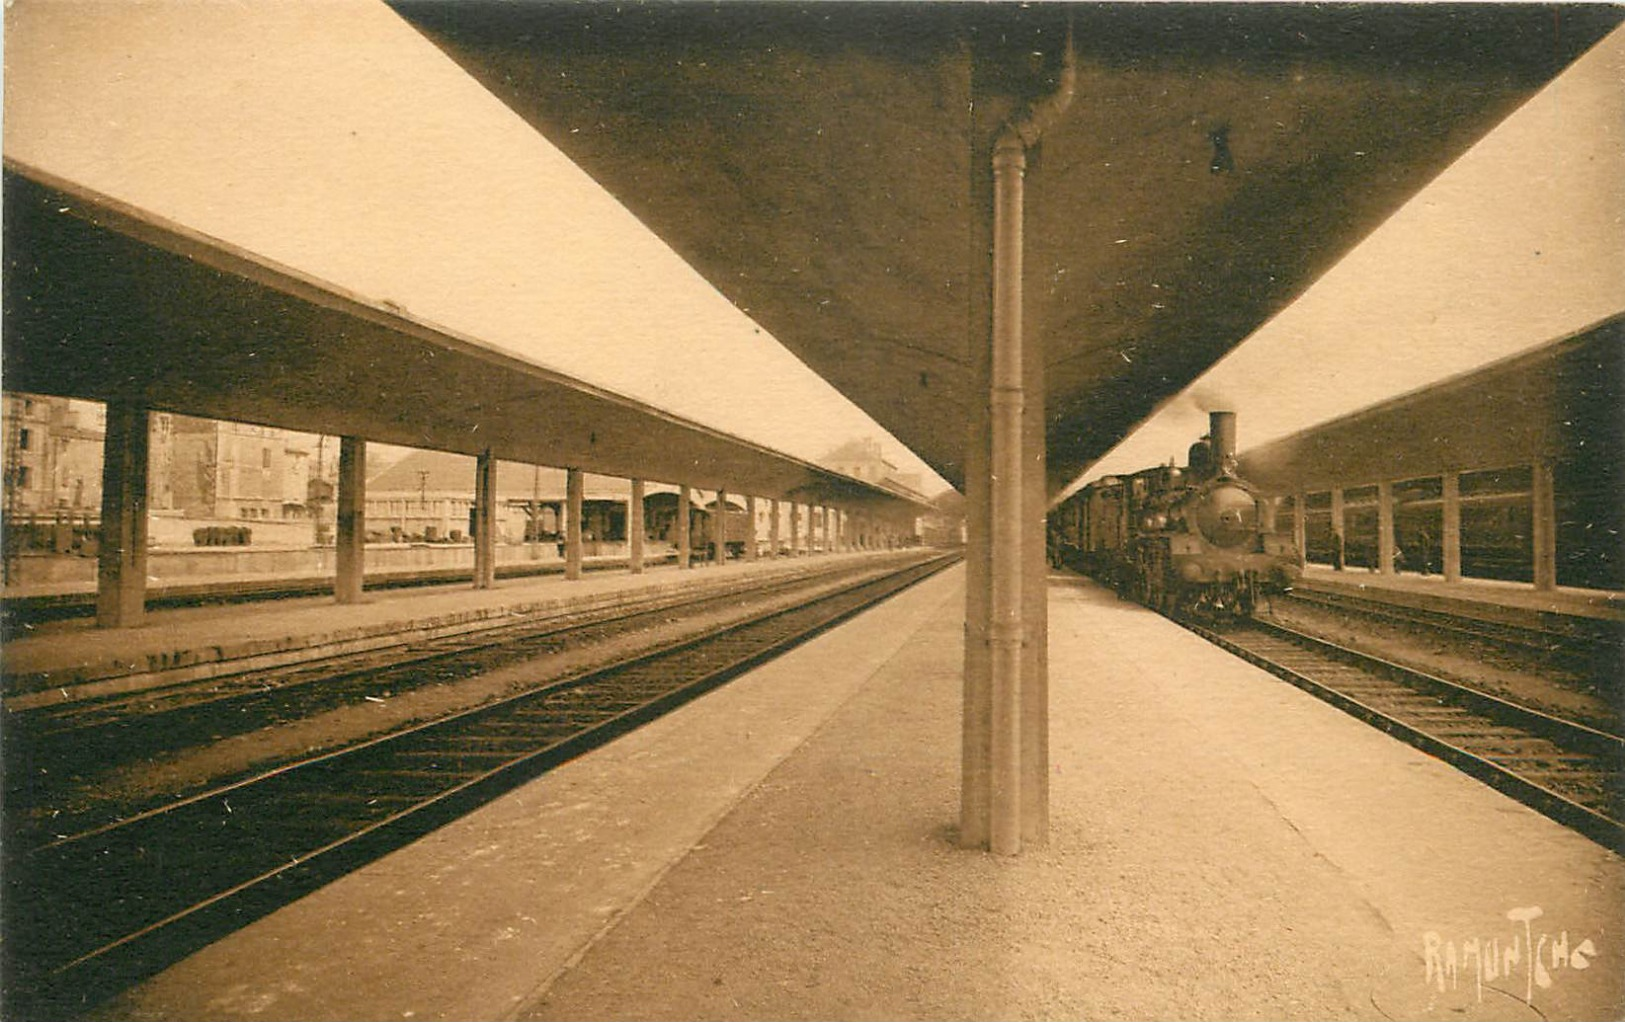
[1,560,1609,1022]
[2,553,1620,1019]
[5,5,1624,1020]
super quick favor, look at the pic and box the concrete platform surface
[93,567,1623,1022]
[2,551,903,705]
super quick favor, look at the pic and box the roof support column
[629,478,646,575]
[1021,245,1049,843]
[1441,472,1462,582]
[963,33,1073,851]
[473,451,497,589]
[677,484,692,569]
[565,467,585,581]
[1293,492,1308,569]
[335,435,366,605]
[745,494,758,561]
[789,502,800,556]
[1532,460,1557,591]
[1331,488,1346,570]
[95,399,150,627]
[769,498,781,558]
[961,343,993,850]
[715,487,729,565]
[1377,480,1395,576]
[984,131,1028,855]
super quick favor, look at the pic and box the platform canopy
[394,3,1620,495]
[4,2,1618,499]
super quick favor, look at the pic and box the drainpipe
[986,35,1076,856]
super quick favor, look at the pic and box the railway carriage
[1050,412,1299,617]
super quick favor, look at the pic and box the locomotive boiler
[1049,411,1299,617]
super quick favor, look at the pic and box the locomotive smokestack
[1209,411,1237,469]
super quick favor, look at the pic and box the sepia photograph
[2,2,1621,1019]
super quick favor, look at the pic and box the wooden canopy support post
[677,484,692,569]
[1377,480,1395,575]
[565,467,585,580]
[335,435,366,605]
[1532,460,1557,591]
[473,450,497,589]
[715,487,728,566]
[95,400,151,628]
[745,494,758,561]
[629,478,646,575]
[1442,473,1462,582]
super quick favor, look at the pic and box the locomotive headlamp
[1196,484,1258,549]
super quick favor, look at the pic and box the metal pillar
[789,502,800,556]
[95,400,150,627]
[745,494,758,561]
[1532,460,1557,591]
[335,435,366,605]
[629,478,646,574]
[961,347,994,850]
[1021,224,1049,844]
[677,485,692,569]
[770,498,781,557]
[473,451,497,589]
[984,131,1028,855]
[1377,480,1395,575]
[565,467,584,580]
[1442,472,1462,582]
[715,488,728,565]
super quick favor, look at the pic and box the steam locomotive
[1049,411,1299,618]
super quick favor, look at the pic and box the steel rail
[1182,616,1623,852]
[21,555,896,734]
[5,554,957,1019]
[1282,586,1617,661]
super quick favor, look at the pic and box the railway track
[1183,616,1625,852]
[7,557,915,828]
[4,554,956,1018]
[1282,586,1621,672]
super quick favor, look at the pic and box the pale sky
[2,0,949,491]
[1076,22,1625,492]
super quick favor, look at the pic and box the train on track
[642,491,753,561]
[1049,411,1299,618]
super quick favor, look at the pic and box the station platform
[1295,563,1625,632]
[1,551,906,709]
[86,564,1623,1022]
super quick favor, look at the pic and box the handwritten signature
[1423,906,1597,1005]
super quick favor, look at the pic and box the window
[17,428,30,451]
[262,449,272,469]
[15,466,30,487]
